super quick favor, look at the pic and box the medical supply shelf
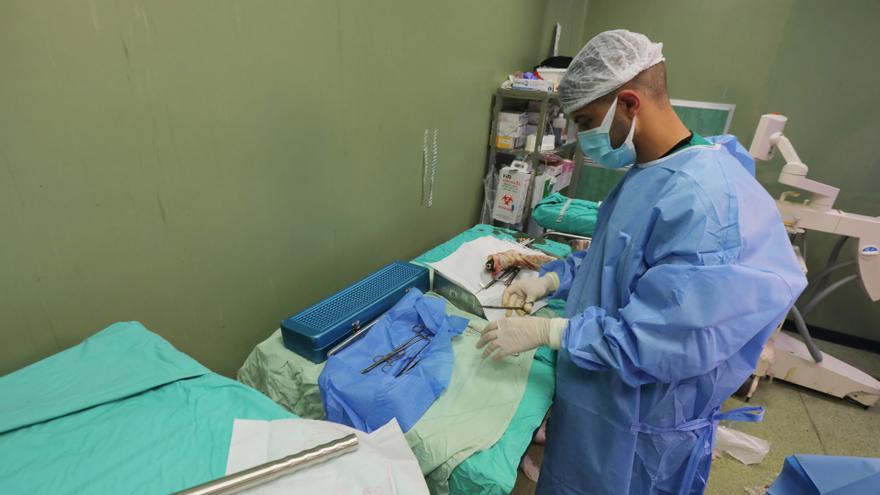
[480,88,582,231]
[496,149,532,159]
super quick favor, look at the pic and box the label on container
[492,163,531,224]
[495,135,516,150]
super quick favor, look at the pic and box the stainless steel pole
[173,433,358,495]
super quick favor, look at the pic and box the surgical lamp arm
[749,113,840,210]
[771,133,840,210]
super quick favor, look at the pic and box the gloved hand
[476,317,568,360]
[502,273,560,316]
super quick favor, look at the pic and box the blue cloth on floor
[768,455,880,495]
[319,289,468,433]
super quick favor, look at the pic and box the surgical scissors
[372,354,399,373]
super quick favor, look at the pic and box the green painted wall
[539,0,590,59]
[579,0,880,341]
[0,1,554,376]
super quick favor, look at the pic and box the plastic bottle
[553,113,567,147]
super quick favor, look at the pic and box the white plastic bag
[714,425,770,465]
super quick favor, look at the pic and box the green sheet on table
[412,224,569,494]
[448,347,556,494]
[411,302,538,494]
[0,322,292,495]
[237,224,571,495]
[239,297,538,495]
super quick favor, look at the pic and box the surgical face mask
[577,97,636,169]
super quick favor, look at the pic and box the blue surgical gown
[537,137,807,495]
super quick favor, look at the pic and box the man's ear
[617,89,641,117]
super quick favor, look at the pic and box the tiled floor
[510,335,880,494]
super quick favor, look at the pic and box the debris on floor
[714,425,771,465]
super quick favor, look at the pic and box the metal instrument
[173,434,358,495]
[502,267,521,286]
[542,230,592,252]
[361,325,432,375]
[481,304,530,311]
[478,266,521,292]
[327,310,390,357]
[394,339,432,377]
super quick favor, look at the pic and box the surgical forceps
[480,304,531,312]
[477,267,521,293]
[394,339,432,377]
[361,325,432,375]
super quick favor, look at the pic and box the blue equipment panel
[281,261,429,363]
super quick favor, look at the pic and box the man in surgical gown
[477,30,807,494]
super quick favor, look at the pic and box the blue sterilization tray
[280,261,429,363]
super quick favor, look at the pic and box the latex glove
[502,273,560,316]
[476,317,568,360]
